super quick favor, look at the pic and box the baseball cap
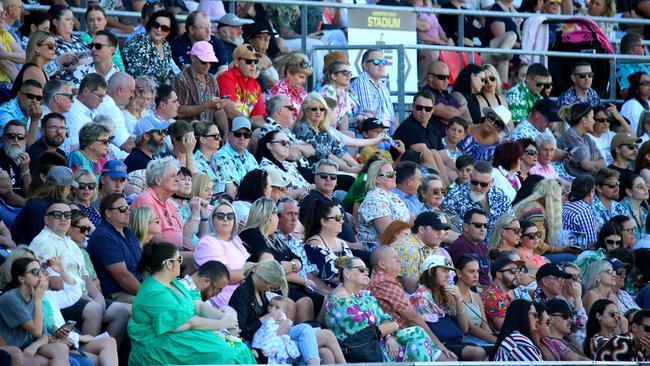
[420,254,456,273]
[605,257,632,271]
[189,41,218,63]
[231,116,252,132]
[360,118,388,132]
[233,43,262,61]
[46,166,78,188]
[545,298,573,315]
[413,211,450,231]
[264,167,291,188]
[133,116,170,137]
[490,255,525,277]
[482,105,511,134]
[242,22,277,42]
[217,13,254,27]
[532,98,559,123]
[611,133,642,151]
[102,160,128,179]
[536,263,572,281]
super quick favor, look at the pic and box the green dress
[128,276,256,365]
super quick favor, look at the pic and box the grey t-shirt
[558,127,603,177]
[0,288,43,349]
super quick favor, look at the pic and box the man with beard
[448,208,490,287]
[26,112,67,172]
[481,255,526,331]
[0,120,31,206]
[440,160,513,239]
[215,13,253,60]
[592,168,626,228]
[609,133,642,179]
[124,116,169,173]
[0,80,43,147]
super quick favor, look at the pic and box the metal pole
[609,56,617,101]
[457,13,464,48]
[301,4,308,55]
[397,45,405,123]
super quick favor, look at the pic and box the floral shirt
[319,84,359,129]
[277,230,316,280]
[457,133,502,162]
[390,234,452,286]
[211,142,259,186]
[441,138,461,160]
[409,286,449,323]
[193,150,224,194]
[557,86,602,108]
[268,79,306,120]
[260,118,310,169]
[68,151,106,181]
[482,283,511,321]
[304,240,352,283]
[123,33,175,84]
[53,35,91,81]
[325,290,436,362]
[293,121,345,166]
[592,195,626,230]
[259,157,309,190]
[505,81,543,123]
[620,197,648,240]
[358,188,410,245]
[509,119,556,144]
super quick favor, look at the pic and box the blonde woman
[488,214,521,259]
[477,64,509,125]
[582,260,620,316]
[512,178,576,262]
[70,169,101,225]
[294,92,360,173]
[268,52,313,119]
[191,172,213,206]
[588,0,617,36]
[128,207,161,248]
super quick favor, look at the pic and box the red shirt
[368,269,411,329]
[217,67,265,118]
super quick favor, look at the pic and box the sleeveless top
[11,63,48,98]
[476,93,504,108]
[464,298,483,327]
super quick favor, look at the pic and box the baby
[252,297,300,364]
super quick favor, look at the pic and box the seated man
[608,133,641,179]
[557,61,601,107]
[30,200,130,343]
[505,63,550,124]
[170,11,229,75]
[448,208,491,286]
[561,175,598,248]
[64,73,107,151]
[88,193,143,304]
[124,116,169,173]
[70,30,121,90]
[212,117,258,189]
[215,13,254,60]
[93,160,128,208]
[594,309,650,361]
[96,72,136,156]
[482,255,526,331]
[421,61,469,138]
[26,112,67,172]
[617,32,650,98]
[350,49,396,132]
[0,79,42,146]
[0,120,31,206]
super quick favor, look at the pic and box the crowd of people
[0,0,648,365]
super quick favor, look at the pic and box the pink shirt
[194,235,250,308]
[131,187,184,248]
[529,163,559,179]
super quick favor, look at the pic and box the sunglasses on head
[77,182,96,190]
[470,180,489,187]
[152,21,171,33]
[5,133,25,141]
[414,104,433,112]
[325,214,344,222]
[317,173,338,181]
[214,212,235,221]
[523,231,542,239]
[107,205,130,213]
[551,312,572,320]
[378,171,396,178]
[470,222,488,229]
[574,72,594,79]
[429,73,449,81]
[72,224,92,234]
[241,58,259,65]
[535,82,553,88]
[233,131,252,139]
[20,91,43,101]
[89,43,110,50]
[367,59,388,66]
[47,210,72,219]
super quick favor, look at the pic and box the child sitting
[447,154,475,191]
[252,297,300,364]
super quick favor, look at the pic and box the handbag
[427,315,464,343]
[339,325,384,363]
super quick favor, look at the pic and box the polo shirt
[299,189,355,243]
[0,148,24,197]
[131,187,184,247]
[392,114,442,151]
[170,33,229,74]
[87,220,143,297]
[216,66,264,118]
[124,148,152,173]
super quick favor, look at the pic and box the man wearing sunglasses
[217,43,266,128]
[609,133,642,179]
[593,168,626,228]
[0,120,30,205]
[545,298,590,360]
[212,116,258,187]
[505,63,550,124]
[31,200,130,344]
[483,255,526,331]
[449,208,491,287]
[561,175,598,248]
[509,98,559,143]
[558,61,601,108]
[0,79,42,145]
[350,49,395,133]
[422,61,470,138]
[70,30,120,91]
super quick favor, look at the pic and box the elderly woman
[319,60,363,131]
[123,76,156,134]
[71,169,102,226]
[457,106,510,162]
[268,52,312,120]
[192,120,232,195]
[129,242,256,365]
[257,129,310,197]
[68,123,111,179]
[80,5,125,71]
[477,64,508,114]
[170,168,209,249]
[358,160,410,248]
[48,5,91,82]
[229,259,345,364]
[129,207,161,248]
[557,103,605,177]
[239,197,318,323]
[491,141,524,202]
[194,201,250,307]
[123,10,178,84]
[326,256,439,362]
[294,92,360,176]
[619,173,648,240]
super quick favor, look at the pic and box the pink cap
[189,41,218,63]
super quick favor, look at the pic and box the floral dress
[358,188,410,246]
[259,157,309,190]
[325,290,437,362]
[304,240,353,283]
[457,133,502,162]
[268,79,306,121]
[293,121,345,166]
[53,35,91,81]
[123,32,175,84]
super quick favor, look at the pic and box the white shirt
[64,97,95,152]
[621,99,647,134]
[588,131,616,165]
[71,62,120,90]
[97,94,131,148]
[491,166,518,203]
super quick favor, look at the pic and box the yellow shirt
[0,30,15,83]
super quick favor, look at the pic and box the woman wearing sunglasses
[268,52,312,120]
[71,169,102,226]
[320,60,365,132]
[583,260,620,315]
[488,214,522,259]
[557,103,605,178]
[194,201,250,308]
[517,220,549,276]
[257,129,311,198]
[457,105,510,162]
[517,138,538,183]
[584,298,628,358]
[129,207,162,248]
[123,10,178,84]
[69,209,101,291]
[477,64,509,117]
[490,299,543,361]
[68,123,111,181]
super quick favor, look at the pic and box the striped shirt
[494,331,543,361]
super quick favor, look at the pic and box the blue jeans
[544,252,577,265]
[289,323,320,363]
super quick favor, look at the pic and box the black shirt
[124,148,152,173]
[26,139,66,172]
[393,114,443,151]
[607,163,634,181]
[170,33,229,74]
[228,275,269,341]
[239,228,300,264]
[299,190,356,243]
[0,148,24,197]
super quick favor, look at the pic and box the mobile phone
[55,320,76,334]
[569,146,579,154]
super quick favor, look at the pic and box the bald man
[96,71,136,154]
[367,246,458,361]
[421,61,471,138]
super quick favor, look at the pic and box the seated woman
[518,139,538,183]
[128,207,162,248]
[69,210,100,291]
[457,106,509,162]
[128,242,256,365]
[517,220,549,276]
[232,169,272,225]
[582,260,621,315]
[71,169,102,226]
[169,168,209,249]
[490,299,544,361]
[451,65,486,125]
[303,200,353,287]
[491,141,524,202]
[358,160,410,248]
[584,298,628,359]
[229,259,345,364]
[68,123,111,179]
[194,201,250,308]
[268,52,312,119]
[325,256,440,362]
[257,130,311,198]
[557,103,605,178]
[410,255,486,360]
[488,214,522,260]
[79,5,125,71]
[455,255,497,346]
[239,197,320,322]
[477,64,509,116]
